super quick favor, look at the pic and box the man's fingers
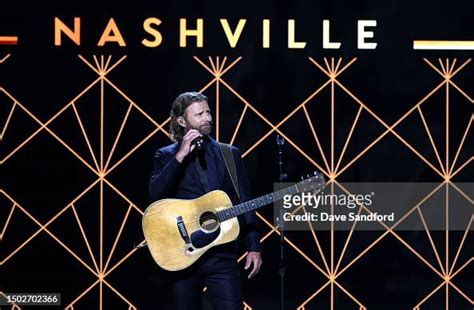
[245,253,262,279]
[246,256,262,278]
[248,262,257,278]
[185,129,201,139]
[184,132,200,142]
[183,129,199,140]
[249,258,263,279]
[176,130,202,161]
[182,132,201,149]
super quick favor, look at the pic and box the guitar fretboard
[216,184,300,222]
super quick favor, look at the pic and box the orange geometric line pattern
[1,52,472,309]
[0,54,242,308]
[0,53,11,63]
[192,56,377,308]
[0,54,174,308]
[192,55,473,309]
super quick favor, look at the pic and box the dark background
[1,0,472,308]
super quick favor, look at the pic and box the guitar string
[181,205,263,230]
[168,200,258,230]
[181,206,256,230]
[158,182,322,231]
[177,199,268,230]
[164,192,292,230]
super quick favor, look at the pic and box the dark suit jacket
[148,137,262,257]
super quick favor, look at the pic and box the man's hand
[175,129,202,163]
[244,251,262,279]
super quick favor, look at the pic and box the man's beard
[199,123,212,136]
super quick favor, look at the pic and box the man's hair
[169,91,208,142]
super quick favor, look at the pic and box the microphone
[193,136,204,151]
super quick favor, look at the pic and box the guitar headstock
[296,171,326,193]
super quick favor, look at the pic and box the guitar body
[142,190,240,271]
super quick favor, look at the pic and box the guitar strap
[218,142,240,202]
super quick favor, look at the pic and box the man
[148,92,262,310]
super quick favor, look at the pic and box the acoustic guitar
[142,172,325,271]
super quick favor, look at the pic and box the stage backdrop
[1,0,472,309]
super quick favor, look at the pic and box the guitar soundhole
[199,211,219,232]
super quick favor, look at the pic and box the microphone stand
[276,135,287,310]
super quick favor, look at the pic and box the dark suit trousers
[171,256,243,310]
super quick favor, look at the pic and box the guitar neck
[216,184,300,222]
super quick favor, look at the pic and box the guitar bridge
[176,216,191,245]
